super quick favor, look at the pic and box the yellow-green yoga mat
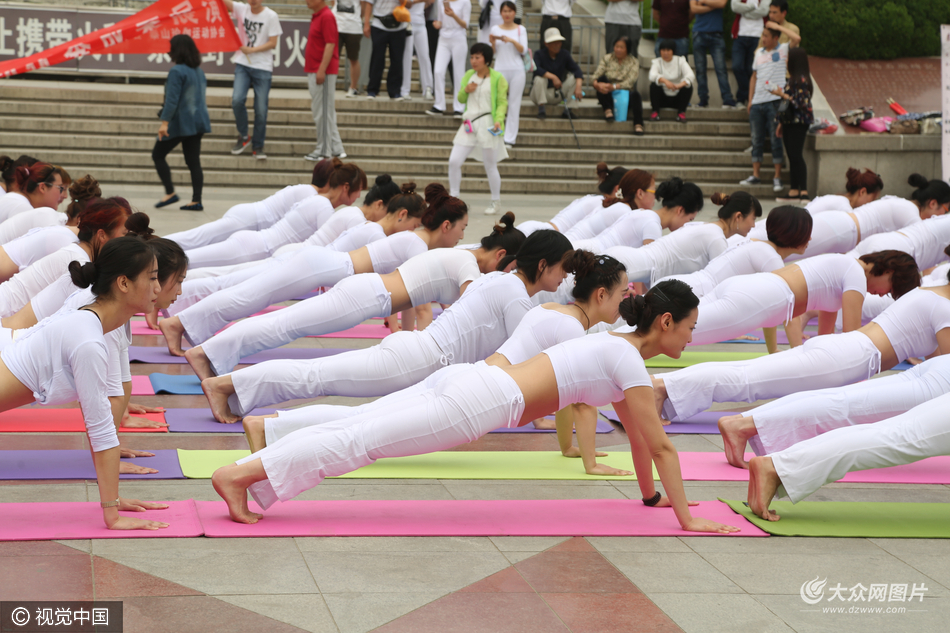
[645,350,765,368]
[177,449,659,481]
[722,498,950,538]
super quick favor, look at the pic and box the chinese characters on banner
[0,0,308,79]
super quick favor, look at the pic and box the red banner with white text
[0,0,240,78]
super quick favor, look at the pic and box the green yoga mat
[177,449,659,481]
[645,351,765,368]
[722,498,950,538]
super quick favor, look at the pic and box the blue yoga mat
[0,449,184,480]
[149,374,203,395]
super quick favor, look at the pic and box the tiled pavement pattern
[808,56,940,134]
[3,187,950,632]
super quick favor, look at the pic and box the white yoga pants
[515,220,556,237]
[785,211,859,262]
[178,248,353,345]
[662,331,882,421]
[449,144,501,201]
[772,392,950,503]
[498,68,526,145]
[263,364,472,445]
[691,274,794,345]
[749,355,950,455]
[203,272,391,375]
[238,364,525,509]
[402,18,433,96]
[228,329,448,415]
[433,36,468,113]
[165,203,265,251]
[185,228,276,270]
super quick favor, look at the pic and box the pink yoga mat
[0,500,204,541]
[131,375,155,395]
[195,499,767,537]
[678,451,950,485]
[131,318,391,340]
[0,408,166,433]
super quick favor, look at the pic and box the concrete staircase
[0,79,772,197]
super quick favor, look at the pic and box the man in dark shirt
[529,28,584,119]
[652,0,691,57]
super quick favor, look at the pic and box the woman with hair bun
[164,160,338,250]
[243,251,629,465]
[200,213,527,422]
[564,170,657,243]
[0,155,39,196]
[159,183,461,361]
[0,198,146,317]
[657,205,812,299]
[0,176,102,283]
[573,177,704,252]
[806,167,883,214]
[211,281,740,537]
[516,163,627,237]
[199,229,574,421]
[0,236,169,530]
[0,162,71,224]
[183,162,367,269]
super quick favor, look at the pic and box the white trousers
[402,18,433,96]
[264,363,472,445]
[178,247,352,345]
[184,228,275,269]
[203,271,390,375]
[239,364,525,509]
[172,259,279,315]
[165,202,268,251]
[772,392,950,503]
[691,274,794,345]
[785,211,859,262]
[662,331,882,421]
[433,36,468,113]
[604,246,654,284]
[750,354,950,455]
[449,144,501,201]
[228,329,447,415]
[497,68,526,144]
[515,220,556,237]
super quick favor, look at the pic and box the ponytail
[564,251,627,301]
[479,211,526,270]
[618,280,698,332]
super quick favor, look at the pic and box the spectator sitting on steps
[530,28,584,120]
[648,39,695,123]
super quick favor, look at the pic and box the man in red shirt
[303,0,346,160]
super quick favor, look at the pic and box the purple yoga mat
[164,408,277,433]
[0,449,185,480]
[599,408,737,434]
[128,346,348,364]
[491,418,614,433]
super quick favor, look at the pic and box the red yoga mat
[0,500,203,541]
[195,499,767,537]
[0,408,167,433]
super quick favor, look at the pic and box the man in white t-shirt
[332,0,365,97]
[223,0,283,159]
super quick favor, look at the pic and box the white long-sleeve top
[649,56,696,97]
[0,207,65,244]
[1,308,118,451]
[2,225,79,270]
[0,242,87,317]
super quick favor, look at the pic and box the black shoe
[154,194,179,208]
[424,107,444,116]
[536,106,546,120]
[561,110,573,119]
[180,202,203,211]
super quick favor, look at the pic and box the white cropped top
[796,253,867,312]
[544,332,652,409]
[564,202,633,241]
[495,305,584,365]
[397,248,481,306]
[366,231,428,274]
[871,288,950,362]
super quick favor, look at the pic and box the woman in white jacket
[649,39,695,123]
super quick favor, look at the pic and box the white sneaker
[484,200,500,215]
[345,88,358,98]
[773,178,783,193]
[400,94,412,101]
[334,152,347,159]
[423,87,434,100]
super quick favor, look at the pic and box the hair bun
[618,294,646,327]
[595,162,610,180]
[423,182,450,207]
[907,173,929,189]
[654,176,683,201]
[494,211,516,233]
[565,249,596,278]
[400,181,417,195]
[711,192,730,206]
[125,212,154,239]
[375,174,393,186]
[68,260,97,289]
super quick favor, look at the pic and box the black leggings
[783,123,808,191]
[152,133,203,203]
[649,83,693,114]
[594,75,644,125]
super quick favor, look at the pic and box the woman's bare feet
[747,456,782,521]
[651,376,670,424]
[144,306,161,330]
[211,463,264,524]
[185,346,216,381]
[158,316,187,356]
[718,414,757,469]
[242,415,269,453]
[531,417,556,430]
[201,376,240,423]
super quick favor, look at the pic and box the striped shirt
[751,42,788,105]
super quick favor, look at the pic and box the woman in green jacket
[448,42,509,215]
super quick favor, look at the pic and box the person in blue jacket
[153,34,212,212]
